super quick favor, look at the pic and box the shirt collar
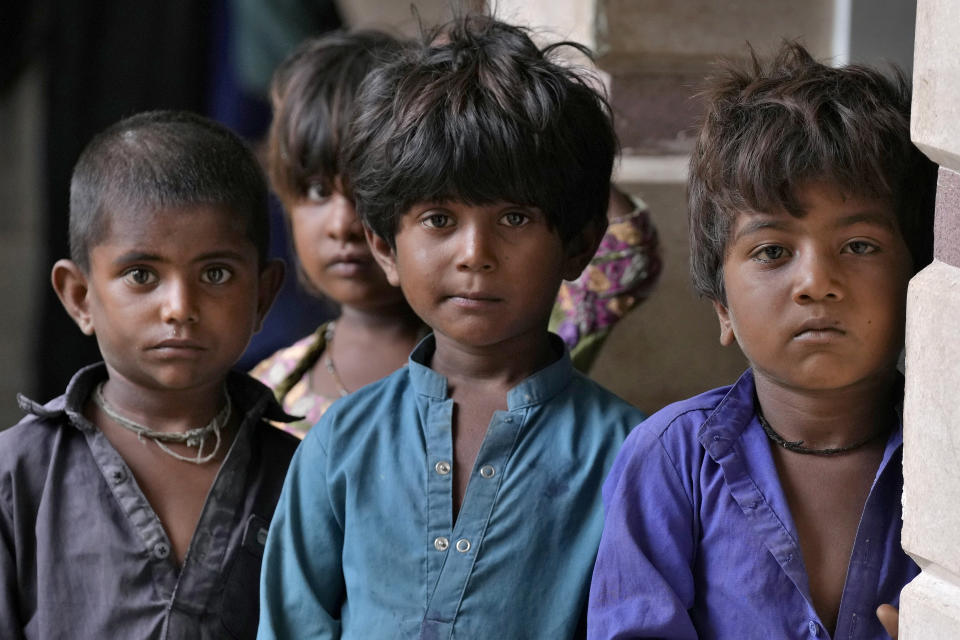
[17,362,297,432]
[407,333,574,409]
[699,368,905,461]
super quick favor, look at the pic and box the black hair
[343,13,617,247]
[69,110,270,270]
[267,29,406,206]
[689,41,937,303]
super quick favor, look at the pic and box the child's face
[288,184,404,312]
[713,181,913,392]
[367,200,586,350]
[63,205,281,394]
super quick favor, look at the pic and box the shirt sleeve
[587,423,699,639]
[0,464,26,640]
[552,194,662,372]
[258,419,344,639]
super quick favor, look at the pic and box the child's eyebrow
[834,211,898,231]
[111,250,248,265]
[112,250,163,265]
[191,250,249,263]
[732,217,788,242]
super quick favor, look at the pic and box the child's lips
[793,319,846,342]
[447,292,503,309]
[149,339,206,356]
[327,254,374,276]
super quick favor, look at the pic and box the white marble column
[900,1,960,637]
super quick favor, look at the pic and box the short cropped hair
[689,41,937,303]
[343,13,617,247]
[70,110,270,270]
[267,29,405,206]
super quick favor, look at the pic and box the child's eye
[845,240,877,255]
[421,213,452,229]
[751,245,787,263]
[201,266,233,284]
[306,182,330,203]
[501,211,530,227]
[122,268,157,286]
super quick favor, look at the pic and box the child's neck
[315,302,425,398]
[98,372,229,435]
[753,370,900,450]
[431,329,559,522]
[337,302,423,340]
[431,330,558,395]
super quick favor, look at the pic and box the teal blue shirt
[258,335,644,639]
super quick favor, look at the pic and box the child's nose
[325,194,364,241]
[456,225,497,272]
[792,249,843,303]
[161,279,200,325]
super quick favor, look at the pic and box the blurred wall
[492,0,920,413]
[0,67,43,427]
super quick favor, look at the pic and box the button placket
[424,398,456,588]
[423,408,523,624]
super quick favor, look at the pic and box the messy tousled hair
[689,41,937,303]
[343,12,617,247]
[267,29,406,207]
[69,110,270,270]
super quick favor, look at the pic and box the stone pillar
[900,1,960,637]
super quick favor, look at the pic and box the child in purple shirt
[588,42,937,639]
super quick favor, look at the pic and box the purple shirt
[588,369,916,640]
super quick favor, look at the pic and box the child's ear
[254,259,285,332]
[364,226,401,287]
[561,217,606,281]
[51,259,95,335]
[711,299,737,346]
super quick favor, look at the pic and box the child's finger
[876,604,899,639]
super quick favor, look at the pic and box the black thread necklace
[754,395,887,456]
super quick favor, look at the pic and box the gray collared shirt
[0,363,299,640]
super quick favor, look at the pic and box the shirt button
[808,620,819,636]
[153,542,170,560]
[435,461,451,475]
[434,536,449,552]
[504,416,514,423]
[524,394,532,402]
[456,538,471,553]
[480,465,496,478]
[110,468,126,484]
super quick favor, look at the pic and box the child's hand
[876,604,899,639]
